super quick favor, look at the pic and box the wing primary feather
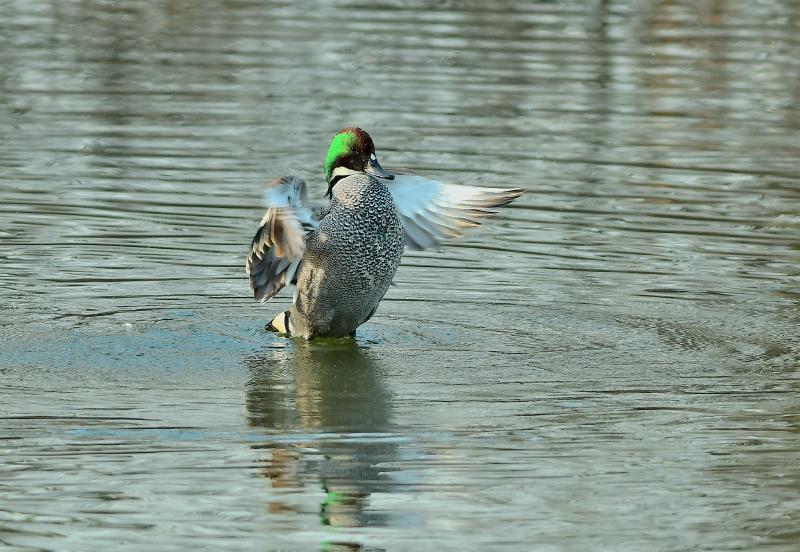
[247,176,318,303]
[387,175,524,251]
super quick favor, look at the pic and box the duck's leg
[266,310,291,335]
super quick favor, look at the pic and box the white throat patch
[331,166,358,179]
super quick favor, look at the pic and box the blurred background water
[1,0,799,550]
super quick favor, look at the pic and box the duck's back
[290,174,404,338]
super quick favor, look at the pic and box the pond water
[1,0,799,550]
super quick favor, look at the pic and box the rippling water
[2,1,799,550]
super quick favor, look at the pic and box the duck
[246,127,523,339]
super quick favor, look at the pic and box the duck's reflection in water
[245,340,397,530]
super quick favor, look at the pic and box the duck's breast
[292,174,404,335]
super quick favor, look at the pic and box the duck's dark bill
[366,155,394,180]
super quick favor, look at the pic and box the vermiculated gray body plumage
[289,174,404,338]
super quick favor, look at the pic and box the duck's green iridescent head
[324,127,393,193]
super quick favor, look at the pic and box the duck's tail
[266,310,292,335]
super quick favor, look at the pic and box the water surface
[1,1,800,550]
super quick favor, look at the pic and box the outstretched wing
[246,176,319,302]
[387,175,524,250]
